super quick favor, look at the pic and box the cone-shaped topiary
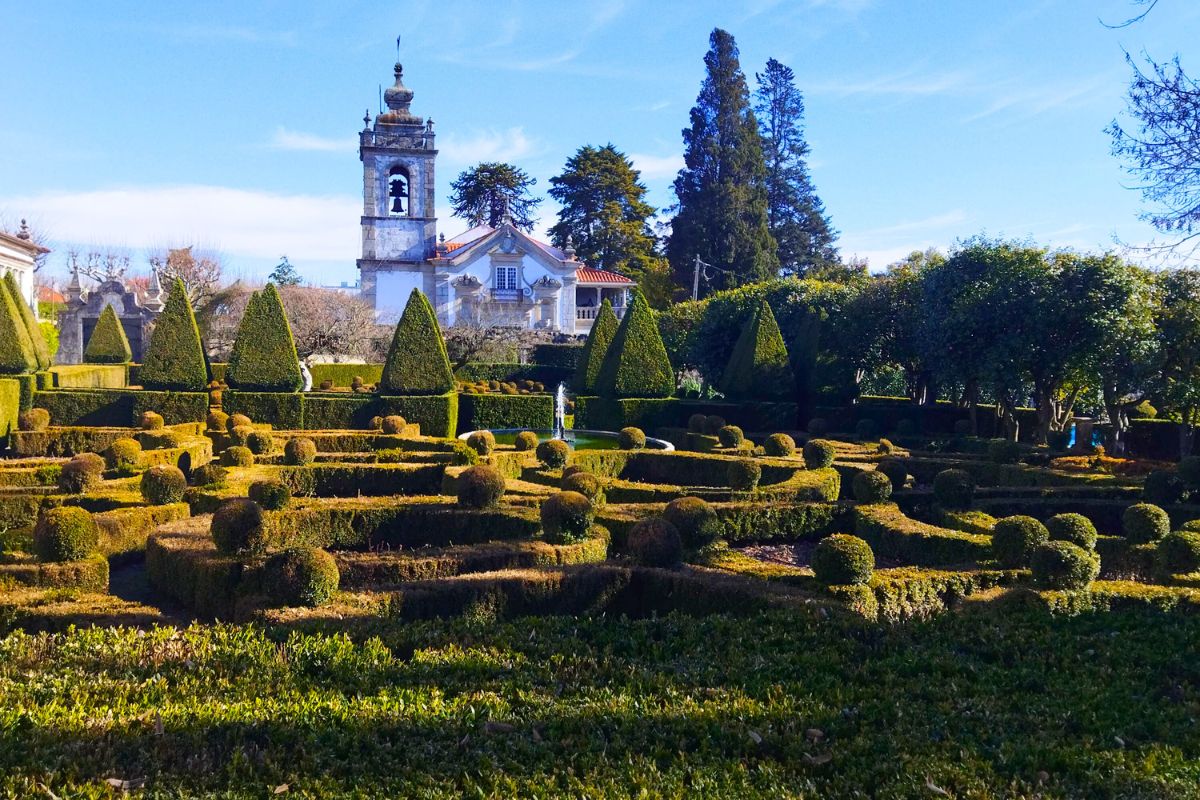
[719,299,794,400]
[0,270,37,374]
[139,277,207,390]
[573,298,619,393]
[595,289,674,398]
[226,284,303,391]
[379,289,454,395]
[5,271,51,370]
[83,304,133,364]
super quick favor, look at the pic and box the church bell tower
[357,57,437,312]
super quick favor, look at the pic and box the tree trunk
[1102,384,1128,455]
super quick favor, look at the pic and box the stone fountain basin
[458,429,675,451]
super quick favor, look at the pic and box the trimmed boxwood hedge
[455,362,572,386]
[574,299,619,393]
[595,290,674,399]
[276,463,444,497]
[0,377,18,446]
[223,391,304,430]
[853,503,992,566]
[380,289,454,395]
[719,299,794,401]
[532,343,583,369]
[458,393,553,433]
[139,277,208,391]
[227,284,303,392]
[307,363,384,388]
[6,271,51,371]
[0,269,37,375]
[83,304,132,365]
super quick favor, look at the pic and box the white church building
[356,59,633,335]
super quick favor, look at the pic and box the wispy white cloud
[855,210,969,238]
[9,186,360,262]
[269,127,356,153]
[811,68,970,98]
[438,127,537,166]
[629,153,684,180]
[961,76,1112,122]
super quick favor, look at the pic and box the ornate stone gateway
[55,267,164,364]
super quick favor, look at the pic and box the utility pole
[692,254,711,301]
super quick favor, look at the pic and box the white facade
[356,57,634,333]
[0,225,45,318]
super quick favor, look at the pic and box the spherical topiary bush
[1178,456,1200,489]
[18,408,50,432]
[228,425,253,448]
[536,439,570,469]
[627,518,683,568]
[1031,541,1100,590]
[245,430,274,456]
[265,547,339,608]
[140,464,187,505]
[190,463,228,488]
[206,410,229,432]
[763,433,796,457]
[987,438,1022,465]
[812,534,874,586]
[540,491,595,543]
[895,418,918,437]
[876,438,895,455]
[727,459,762,491]
[105,437,143,475]
[618,427,646,450]
[1123,503,1170,543]
[663,496,721,550]
[210,498,267,556]
[284,437,317,466]
[466,430,496,456]
[852,470,893,504]
[1045,513,1098,551]
[33,507,99,562]
[807,418,828,436]
[514,430,539,451]
[457,465,506,509]
[58,455,104,494]
[369,415,383,431]
[248,478,292,511]
[220,446,254,468]
[319,379,334,391]
[140,411,165,431]
[702,415,726,436]
[933,468,975,510]
[717,425,745,448]
[802,439,836,469]
[953,419,972,437]
[876,458,909,491]
[381,415,407,434]
[1157,531,1200,575]
[687,413,707,433]
[1143,470,1187,505]
[991,515,1050,568]
[854,419,877,441]
[228,413,252,430]
[562,471,604,507]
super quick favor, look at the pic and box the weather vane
[396,34,401,61]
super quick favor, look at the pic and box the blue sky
[1,0,1196,287]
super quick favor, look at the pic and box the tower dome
[378,63,422,126]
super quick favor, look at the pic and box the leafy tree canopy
[449,163,542,231]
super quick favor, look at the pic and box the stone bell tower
[357,56,438,313]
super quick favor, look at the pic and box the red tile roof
[443,241,467,253]
[576,267,634,284]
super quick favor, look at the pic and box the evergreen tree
[0,274,37,374]
[227,284,303,391]
[667,28,778,297]
[754,58,838,275]
[83,304,132,365]
[596,289,674,398]
[5,271,51,369]
[268,256,303,287]
[573,299,620,393]
[549,144,670,302]
[380,289,454,395]
[449,163,542,231]
[139,277,208,391]
[719,299,794,400]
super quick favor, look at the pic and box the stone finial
[143,267,165,312]
[16,219,30,240]
[564,235,577,261]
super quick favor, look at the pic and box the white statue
[299,359,313,392]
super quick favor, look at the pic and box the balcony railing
[577,305,627,321]
[490,288,524,303]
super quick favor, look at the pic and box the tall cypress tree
[667,28,778,297]
[754,58,838,275]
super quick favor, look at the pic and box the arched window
[388,165,410,216]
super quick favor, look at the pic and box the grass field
[2,606,1198,798]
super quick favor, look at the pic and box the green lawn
[1,607,1198,798]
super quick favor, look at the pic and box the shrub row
[31,389,208,426]
[454,362,573,386]
[457,393,554,433]
[0,552,109,592]
[573,396,797,434]
[275,463,444,497]
[853,503,993,566]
